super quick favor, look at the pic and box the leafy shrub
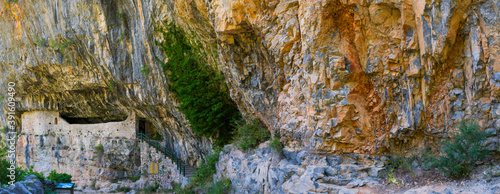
[429,121,492,178]
[47,170,72,183]
[140,66,148,76]
[232,119,270,150]
[155,22,241,146]
[142,182,160,192]
[387,153,415,173]
[269,137,283,153]
[207,178,232,194]
[167,182,192,194]
[95,144,103,152]
[418,146,436,170]
[116,186,131,192]
[189,148,221,187]
[0,143,8,158]
[128,174,141,182]
[0,159,34,184]
[26,166,45,182]
[151,131,163,141]
[44,187,56,194]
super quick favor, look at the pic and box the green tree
[155,22,241,145]
[47,170,72,183]
[430,121,492,178]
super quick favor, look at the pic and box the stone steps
[183,165,197,178]
[138,133,194,178]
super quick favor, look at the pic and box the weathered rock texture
[212,0,500,154]
[0,175,44,194]
[1,0,500,182]
[0,0,212,167]
[17,111,141,184]
[216,144,385,193]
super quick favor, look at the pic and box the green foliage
[189,148,221,188]
[48,39,71,51]
[387,153,414,173]
[167,182,191,194]
[116,13,125,23]
[151,131,163,141]
[0,141,8,158]
[387,168,398,185]
[90,180,97,189]
[95,144,103,152]
[140,66,148,76]
[140,182,160,193]
[109,81,114,91]
[0,159,14,184]
[47,170,72,183]
[169,159,231,193]
[128,174,141,182]
[207,178,232,194]
[269,136,283,153]
[26,166,45,182]
[110,179,118,183]
[232,119,270,150]
[33,35,47,47]
[116,185,131,192]
[155,22,241,146]
[44,187,56,194]
[428,121,492,179]
[4,0,17,6]
[0,159,34,184]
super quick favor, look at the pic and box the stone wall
[21,111,136,139]
[138,141,185,190]
[16,111,141,185]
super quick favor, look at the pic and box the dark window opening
[60,114,128,124]
[55,118,58,125]
[138,119,146,135]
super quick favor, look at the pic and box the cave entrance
[138,119,146,135]
[137,119,161,140]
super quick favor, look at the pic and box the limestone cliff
[210,0,500,154]
[0,0,213,167]
[1,0,500,184]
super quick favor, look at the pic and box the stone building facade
[16,111,182,189]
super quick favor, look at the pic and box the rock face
[212,0,500,154]
[0,175,44,194]
[215,144,385,193]
[1,0,500,185]
[0,0,211,167]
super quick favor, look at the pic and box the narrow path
[137,133,196,178]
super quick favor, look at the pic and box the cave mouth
[138,119,146,134]
[60,114,128,124]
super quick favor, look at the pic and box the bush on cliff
[169,147,231,193]
[155,22,241,146]
[429,121,492,179]
[190,148,221,187]
[47,170,72,183]
[232,119,271,150]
